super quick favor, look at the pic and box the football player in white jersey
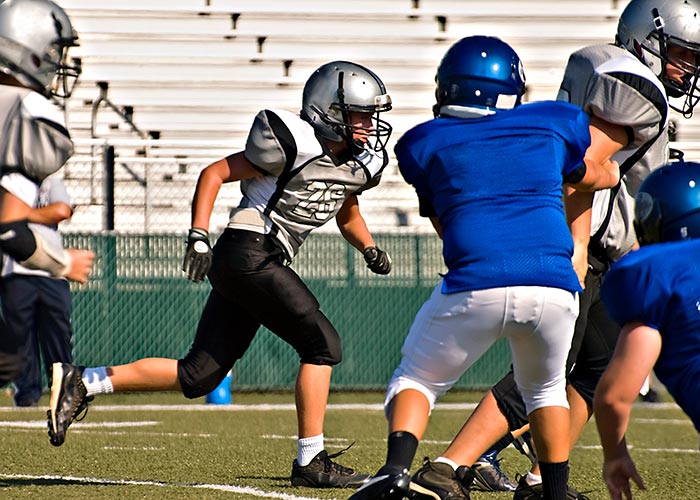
[0,0,94,387]
[47,61,393,489]
[403,1,700,499]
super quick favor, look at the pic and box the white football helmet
[616,0,700,116]
[301,61,392,153]
[0,0,81,98]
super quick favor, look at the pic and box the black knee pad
[492,370,530,431]
[0,351,24,388]
[292,310,342,366]
[177,350,229,399]
[0,220,36,261]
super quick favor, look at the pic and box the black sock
[377,431,419,475]
[492,432,515,454]
[539,460,569,500]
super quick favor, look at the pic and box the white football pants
[385,283,578,417]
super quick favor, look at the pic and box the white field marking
[0,473,335,500]
[633,418,693,425]
[576,444,699,454]
[0,420,158,428]
[69,429,214,437]
[0,402,470,412]
[0,401,679,412]
[103,446,164,451]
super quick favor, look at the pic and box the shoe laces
[321,443,357,476]
[69,377,92,423]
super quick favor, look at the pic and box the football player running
[407,1,700,499]
[349,35,621,500]
[47,60,393,489]
[0,0,95,387]
[595,160,700,500]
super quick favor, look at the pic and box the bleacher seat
[53,0,699,234]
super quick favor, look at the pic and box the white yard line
[0,473,335,500]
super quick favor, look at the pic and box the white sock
[525,471,542,486]
[433,456,459,471]
[82,367,114,397]
[297,434,324,466]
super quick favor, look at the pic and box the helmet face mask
[0,0,81,98]
[301,61,392,154]
[634,160,700,244]
[434,35,526,115]
[616,0,700,117]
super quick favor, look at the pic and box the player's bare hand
[603,454,645,500]
[65,249,95,283]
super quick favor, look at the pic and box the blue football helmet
[634,160,700,244]
[434,35,526,115]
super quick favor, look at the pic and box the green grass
[1,389,698,499]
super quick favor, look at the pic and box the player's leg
[353,286,508,500]
[508,286,578,500]
[35,277,73,404]
[1,275,40,405]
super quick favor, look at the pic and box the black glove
[363,246,392,275]
[182,228,213,282]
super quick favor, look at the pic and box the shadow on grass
[0,477,117,488]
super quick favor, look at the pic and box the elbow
[55,204,73,221]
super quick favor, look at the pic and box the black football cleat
[47,362,93,447]
[291,448,370,488]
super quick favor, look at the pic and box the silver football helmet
[617,0,700,116]
[0,0,81,98]
[301,61,392,153]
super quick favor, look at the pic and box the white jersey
[0,84,73,205]
[228,109,387,259]
[556,44,669,261]
[2,175,71,278]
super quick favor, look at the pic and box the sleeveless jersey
[601,240,700,431]
[229,109,387,259]
[557,44,669,261]
[395,101,588,294]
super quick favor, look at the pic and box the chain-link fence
[64,232,513,391]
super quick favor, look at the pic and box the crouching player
[595,160,700,500]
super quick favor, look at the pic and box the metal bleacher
[57,0,700,235]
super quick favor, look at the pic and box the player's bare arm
[190,152,262,231]
[337,195,392,275]
[335,194,374,252]
[28,202,73,225]
[594,322,660,499]
[574,115,629,191]
[563,186,594,287]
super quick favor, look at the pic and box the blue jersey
[601,240,700,431]
[395,101,589,294]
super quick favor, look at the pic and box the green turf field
[1,390,698,500]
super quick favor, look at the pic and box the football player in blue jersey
[406,2,700,499]
[47,60,393,488]
[349,35,622,500]
[594,160,700,500]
